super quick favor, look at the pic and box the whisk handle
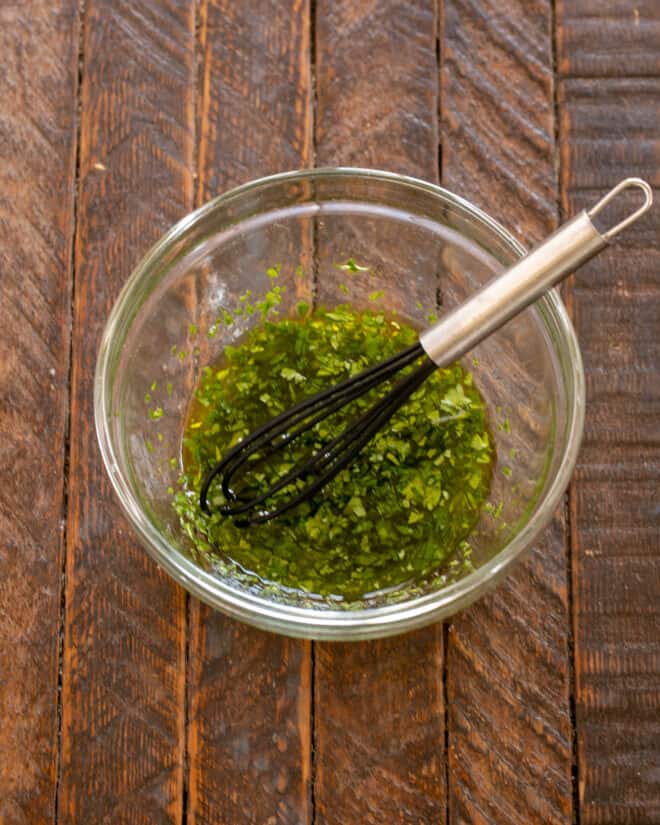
[420,178,652,367]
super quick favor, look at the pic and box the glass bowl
[95,168,584,640]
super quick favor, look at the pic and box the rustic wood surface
[441,2,573,824]
[313,3,446,824]
[558,75,660,824]
[188,3,313,824]
[0,2,657,824]
[0,4,79,824]
[59,1,194,822]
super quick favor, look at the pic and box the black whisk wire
[199,342,435,524]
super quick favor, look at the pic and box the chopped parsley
[172,290,495,602]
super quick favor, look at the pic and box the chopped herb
[172,291,495,602]
[280,367,305,384]
[335,257,370,273]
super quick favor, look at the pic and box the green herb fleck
[335,257,370,273]
[172,295,495,602]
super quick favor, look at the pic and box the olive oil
[173,295,494,602]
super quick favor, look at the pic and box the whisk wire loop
[217,354,437,524]
[199,342,426,519]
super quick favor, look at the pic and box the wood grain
[556,1,660,78]
[313,3,445,823]
[559,75,660,825]
[187,3,314,824]
[315,0,439,178]
[58,1,195,822]
[196,0,313,203]
[442,2,574,822]
[0,3,79,822]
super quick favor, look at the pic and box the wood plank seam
[437,15,450,825]
[442,620,451,825]
[557,74,660,80]
[182,3,204,821]
[550,2,582,823]
[309,3,319,821]
[53,5,85,824]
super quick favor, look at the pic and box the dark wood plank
[558,76,660,825]
[58,1,195,821]
[0,3,79,822]
[441,2,574,822]
[559,79,660,191]
[313,3,445,823]
[441,0,557,239]
[187,3,314,823]
[556,1,660,78]
[315,0,439,178]
[315,629,445,824]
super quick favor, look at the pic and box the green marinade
[173,298,494,602]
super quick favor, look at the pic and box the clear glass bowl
[95,168,584,640]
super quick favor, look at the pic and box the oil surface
[174,297,494,602]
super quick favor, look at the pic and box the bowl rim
[94,166,585,640]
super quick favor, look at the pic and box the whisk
[200,178,652,525]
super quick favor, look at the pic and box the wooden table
[1,2,658,823]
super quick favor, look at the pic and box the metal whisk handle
[420,178,653,367]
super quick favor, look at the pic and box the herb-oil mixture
[173,274,495,602]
